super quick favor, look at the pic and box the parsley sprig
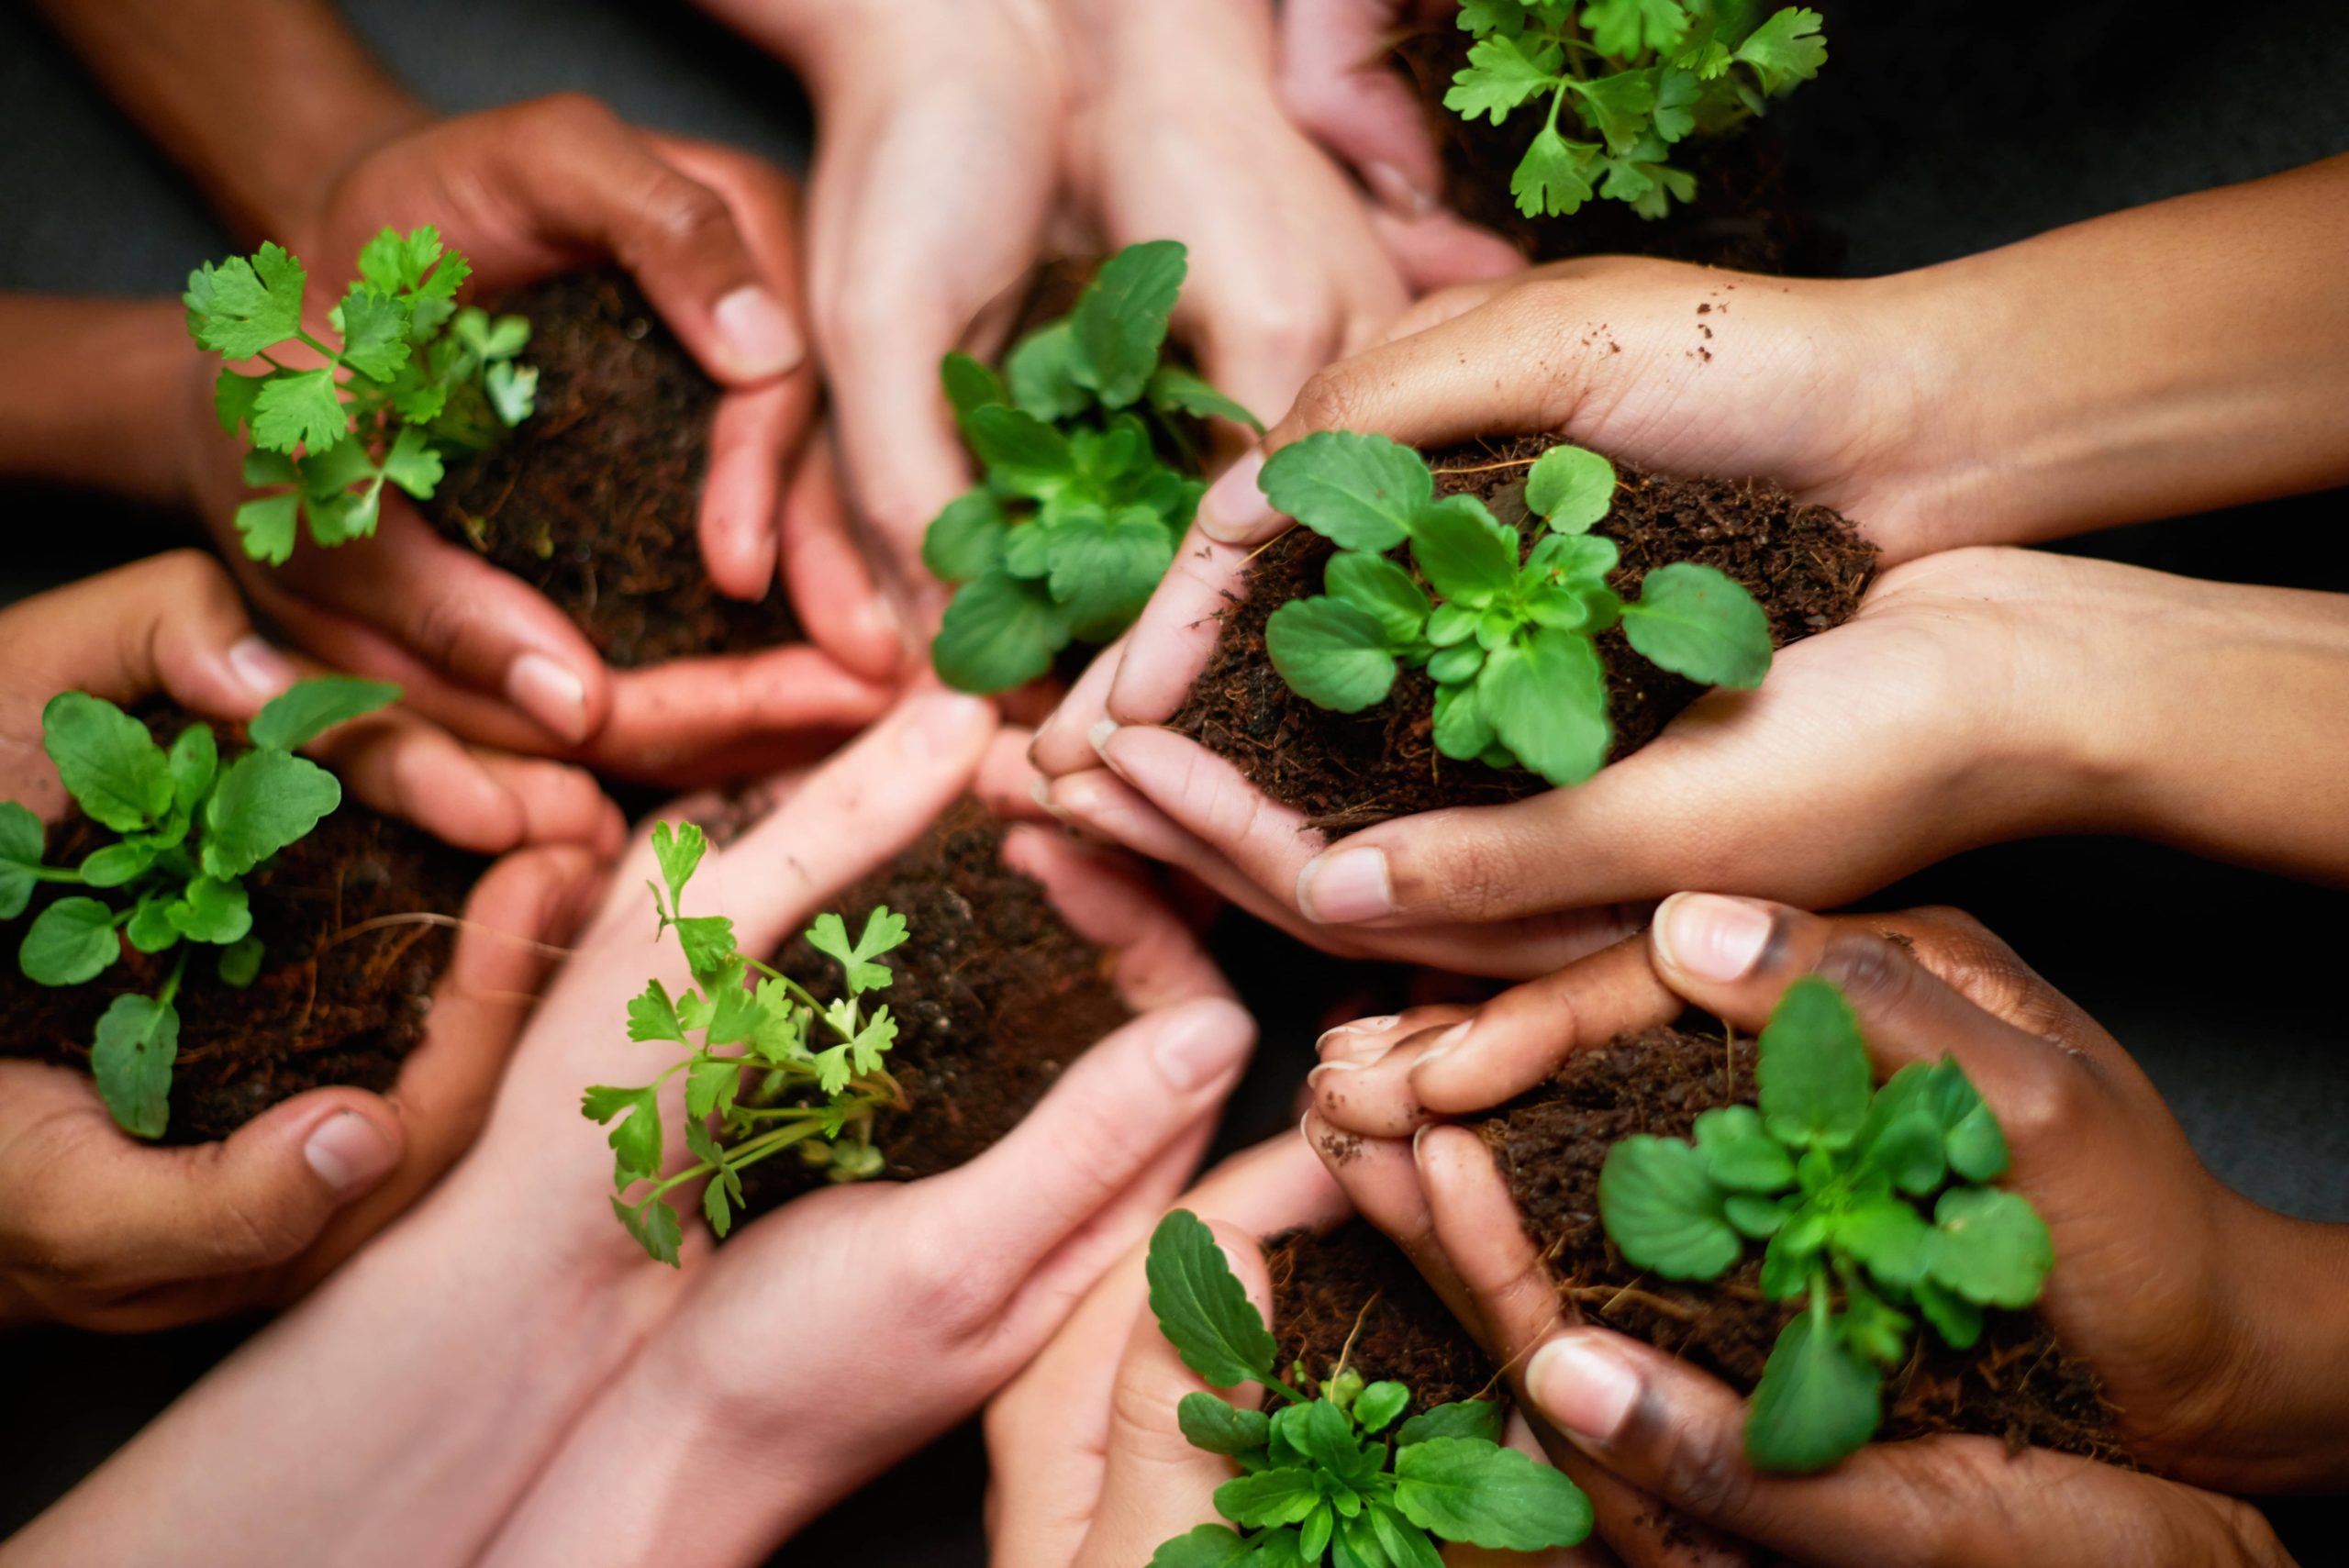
[1261,435,1770,787]
[1,678,400,1138]
[185,226,536,564]
[1599,978,2055,1472]
[1144,1210,1593,1566]
[1446,1,1828,219]
[584,821,910,1265]
[926,241,1259,694]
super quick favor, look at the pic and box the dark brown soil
[732,798,1134,1210]
[422,269,801,666]
[1475,1023,2124,1460]
[1268,1218,1501,1418]
[1170,433,1876,832]
[1393,20,1820,273]
[0,710,484,1143]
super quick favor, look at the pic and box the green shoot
[1446,2,1828,219]
[185,226,535,564]
[1261,435,1770,787]
[2,677,401,1137]
[1144,1210,1593,1565]
[584,821,911,1265]
[1598,978,2054,1472]
[925,241,1259,694]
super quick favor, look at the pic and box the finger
[304,711,527,854]
[1364,205,1529,295]
[1310,1015,1470,1139]
[1031,631,1132,779]
[585,644,895,784]
[1276,0,1442,213]
[1106,523,1254,723]
[469,750,628,856]
[778,428,905,683]
[1303,1109,1496,1350]
[998,826,1231,1009]
[699,381,800,600]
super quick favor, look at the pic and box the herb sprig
[1144,1210,1592,1566]
[1,678,400,1137]
[1599,978,2055,1472]
[584,821,909,1265]
[185,226,536,564]
[1261,435,1770,786]
[1446,2,1828,219]
[926,241,1259,695]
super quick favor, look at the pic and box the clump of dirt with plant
[1475,1022,2122,1458]
[1268,1218,1501,1418]
[1170,433,1875,831]
[423,269,801,666]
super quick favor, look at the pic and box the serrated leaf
[1179,1393,1272,1455]
[1395,1400,1503,1446]
[184,244,306,358]
[932,568,1073,695]
[1693,1105,1796,1192]
[484,360,537,426]
[1927,1186,2053,1308]
[215,367,269,434]
[1735,7,1828,95]
[673,916,738,990]
[1744,1310,1879,1473]
[234,493,303,564]
[338,287,411,379]
[1512,126,1599,218]
[651,819,707,914]
[686,1058,742,1122]
[582,1084,664,1187]
[1524,445,1615,531]
[923,487,1009,583]
[1583,0,1691,56]
[1215,1467,1322,1529]
[1568,68,1660,155]
[1260,431,1431,551]
[1838,1195,1931,1288]
[1266,597,1401,714]
[1146,1209,1277,1387]
[1006,318,1091,420]
[1392,1438,1594,1551]
[1147,364,1262,433]
[381,424,445,499]
[358,226,444,294]
[249,676,401,750]
[20,896,121,985]
[968,405,1076,498]
[1622,563,1771,687]
[200,750,340,880]
[1598,1134,1741,1278]
[92,994,179,1139]
[1652,65,1703,139]
[628,978,686,1043]
[1047,504,1174,634]
[1408,495,1519,607]
[1442,33,1561,125]
[1072,240,1186,408]
[612,1195,684,1266]
[42,692,171,831]
[1476,626,1609,787]
[251,367,347,455]
[1756,976,1872,1151]
[1367,1507,1444,1568]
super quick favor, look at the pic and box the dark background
[2,0,2344,1561]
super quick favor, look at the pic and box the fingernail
[226,635,299,701]
[1527,1334,1642,1445]
[1153,1000,1252,1092]
[904,692,992,762]
[1307,1062,1362,1090]
[1198,451,1272,545]
[1362,160,1438,218]
[506,651,593,744]
[1086,717,1120,765]
[1029,777,1074,824]
[304,1111,396,1196]
[1297,847,1393,924]
[1413,1019,1472,1072]
[1653,892,1773,984]
[712,284,804,377]
[1316,1016,1398,1059]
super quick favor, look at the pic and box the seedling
[1144,1210,1592,1566]
[926,240,1258,694]
[1445,2,1827,219]
[0,678,401,1138]
[1261,434,1770,787]
[584,821,910,1265]
[186,225,535,564]
[1598,977,2054,1472]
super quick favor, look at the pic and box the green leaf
[686,1057,742,1122]
[1396,1400,1504,1447]
[1524,445,1616,532]
[485,361,537,426]
[126,895,181,955]
[1569,69,1660,155]
[338,287,412,379]
[217,934,264,986]
[1266,597,1402,714]
[1392,1438,1594,1551]
[1582,0,1691,56]
[1757,975,1872,1150]
[0,801,44,919]
[234,493,304,564]
[20,896,121,985]
[168,723,218,811]
[1927,1186,2053,1309]
[932,569,1073,695]
[1914,1277,1984,1351]
[1283,1398,1367,1474]
[1353,1381,1411,1434]
[1443,33,1561,125]
[381,424,445,499]
[251,367,347,455]
[806,906,907,995]
[168,875,251,945]
[249,676,401,750]
[1151,1524,1251,1568]
[1476,626,1610,787]
[673,917,738,989]
[1367,1507,1445,1568]
[612,1195,684,1266]
[628,978,686,1042]
[43,692,172,831]
[1427,641,1485,684]
[1838,1195,1931,1288]
[1431,680,1496,761]
[1216,1468,1322,1529]
[1652,65,1703,139]
[1598,1135,1741,1278]
[651,819,707,914]
[1857,1109,1947,1197]
[582,1084,664,1187]
[1325,551,1431,645]
[1511,126,1599,218]
[215,367,269,434]
[1865,1059,2009,1184]
[1147,365,1262,433]
[1725,1192,1787,1238]
[1178,1392,1271,1455]
[1743,1310,1879,1473]
[968,406,1075,497]
[1146,1209,1278,1388]
[1734,7,1828,95]
[1693,1105,1796,1192]
[1006,319,1092,421]
[84,842,160,888]
[1409,495,1520,608]
[358,225,440,294]
[1621,563,1771,687]
[1071,240,1187,408]
[200,750,340,880]
[91,993,179,1139]
[1046,505,1175,633]
[1299,1507,1334,1563]
[941,351,1009,428]
[923,488,1010,584]
[184,243,306,358]
[1259,431,1432,552]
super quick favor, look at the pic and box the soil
[0,707,484,1144]
[1267,1218,1501,1418]
[1475,1022,2124,1459]
[731,798,1134,1211]
[1392,20,1823,273]
[421,269,801,666]
[1169,433,1876,832]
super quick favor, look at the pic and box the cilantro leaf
[1443,33,1562,125]
[248,676,401,750]
[1735,7,1828,95]
[1392,1438,1595,1551]
[381,424,445,498]
[651,820,707,914]
[582,1084,664,1186]
[1512,126,1599,217]
[1569,68,1660,154]
[627,978,686,1043]
[250,368,348,455]
[337,287,411,380]
[804,906,908,996]
[234,495,303,564]
[92,993,180,1139]
[1582,0,1691,56]
[184,243,306,359]
[612,1195,683,1266]
[1146,1209,1278,1388]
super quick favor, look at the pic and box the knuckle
[1649,1415,1751,1519]
[1815,928,1930,1021]
[636,177,734,256]
[1285,362,1364,436]
[900,1240,1011,1344]
[523,91,616,139]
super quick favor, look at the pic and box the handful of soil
[1268,1218,1503,1420]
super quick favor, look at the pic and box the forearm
[33,0,428,244]
[1055,0,1275,85]
[2219,1205,2349,1490]
[0,298,201,507]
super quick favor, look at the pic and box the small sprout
[3,677,400,1137]
[1597,977,2054,1472]
[185,226,534,564]
[583,821,914,1264]
[1143,1210,1593,1564]
[1444,2,1828,221]
[924,242,1259,694]
[1260,435,1771,787]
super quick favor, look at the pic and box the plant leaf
[1266,597,1402,714]
[1430,680,1495,762]
[1392,1438,1594,1551]
[1325,551,1431,645]
[1046,504,1175,634]
[932,568,1073,695]
[1353,1381,1411,1434]
[1568,68,1659,155]
[1216,1468,1322,1529]
[0,801,43,919]
[235,493,304,564]
[1409,495,1520,607]
[1147,365,1262,433]
[42,692,172,831]
[941,351,1008,428]
[1145,1209,1278,1388]
[1735,7,1828,95]
[1442,33,1561,125]
[1178,1392,1271,1456]
[611,1195,683,1266]
[1523,445,1616,532]
[91,993,179,1139]
[1927,1186,2053,1308]
[1621,563,1771,688]
[1838,1195,1932,1288]
[1743,1310,1879,1473]
[1511,126,1599,218]
[1150,1524,1252,1568]
[217,933,264,986]
[582,1084,664,1187]
[200,750,341,879]
[923,487,1010,584]
[651,819,707,914]
[251,367,347,455]
[1072,240,1187,408]
[1756,976,1872,1151]
[1599,1135,1742,1278]
[1914,1276,1984,1351]
[1475,626,1609,787]
[1259,431,1431,551]
[1693,1105,1796,1192]
[1368,1506,1445,1568]
[1395,1399,1504,1447]
[183,243,306,358]
[168,874,252,945]
[20,896,121,985]
[248,676,402,750]
[338,286,411,379]
[168,723,218,811]
[1007,318,1092,420]
[968,405,1076,497]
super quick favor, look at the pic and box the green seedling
[1,677,401,1138]
[926,240,1259,694]
[1598,977,2054,1472]
[186,225,534,564]
[1446,1,1827,219]
[584,821,911,1265]
[1144,1209,1593,1566]
[1261,434,1770,787]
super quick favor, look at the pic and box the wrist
[2212,1205,2349,1489]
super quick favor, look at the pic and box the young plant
[0,677,401,1138]
[1144,1209,1593,1566]
[186,225,535,564]
[1445,2,1828,219]
[584,821,910,1265]
[1598,977,2055,1473]
[926,240,1259,694]
[1261,434,1770,787]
